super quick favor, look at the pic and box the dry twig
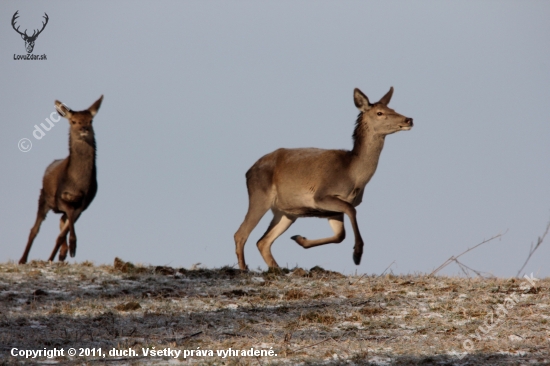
[516,218,550,278]
[454,258,493,278]
[378,260,396,277]
[429,231,506,276]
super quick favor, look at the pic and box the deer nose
[405,118,413,126]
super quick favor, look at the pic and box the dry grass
[0,259,548,365]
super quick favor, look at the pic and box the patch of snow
[79,285,102,290]
[368,356,392,365]
[423,312,443,318]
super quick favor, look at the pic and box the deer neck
[67,136,96,185]
[350,125,385,186]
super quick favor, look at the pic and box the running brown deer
[234,87,413,270]
[19,96,103,264]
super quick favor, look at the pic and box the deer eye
[377,112,383,116]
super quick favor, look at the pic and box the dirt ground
[0,259,548,365]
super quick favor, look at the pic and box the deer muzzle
[400,117,413,130]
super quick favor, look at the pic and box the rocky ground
[0,259,548,365]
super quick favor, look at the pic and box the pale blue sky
[1,1,549,277]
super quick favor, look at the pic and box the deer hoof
[18,258,27,265]
[353,252,362,265]
[290,235,306,246]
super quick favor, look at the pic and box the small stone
[114,301,141,311]
[291,268,308,277]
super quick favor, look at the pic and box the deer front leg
[49,217,70,262]
[59,210,82,262]
[57,215,69,261]
[312,196,364,265]
[67,209,83,258]
[50,205,82,261]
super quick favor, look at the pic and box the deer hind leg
[234,193,272,271]
[312,196,364,265]
[256,210,296,269]
[19,190,50,264]
[291,214,346,248]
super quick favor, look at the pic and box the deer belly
[283,207,341,218]
[274,190,316,213]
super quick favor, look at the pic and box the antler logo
[12,11,49,54]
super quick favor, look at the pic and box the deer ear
[378,87,394,106]
[88,95,103,117]
[55,100,72,118]
[354,88,371,112]
[20,34,25,40]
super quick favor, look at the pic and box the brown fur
[234,87,413,270]
[19,96,103,264]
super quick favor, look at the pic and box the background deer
[234,87,413,270]
[19,96,103,264]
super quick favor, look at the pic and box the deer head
[55,96,103,145]
[12,11,49,54]
[353,87,413,136]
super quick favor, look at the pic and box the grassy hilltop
[0,259,548,365]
